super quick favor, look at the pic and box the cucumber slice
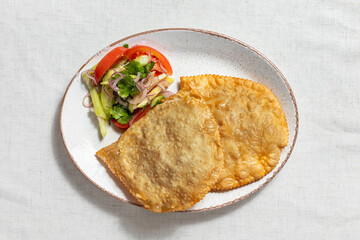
[157,73,167,81]
[81,66,108,137]
[150,95,165,108]
[82,71,107,120]
[98,117,107,138]
[128,103,135,113]
[135,55,150,66]
[100,61,127,85]
[100,85,115,118]
[136,77,174,109]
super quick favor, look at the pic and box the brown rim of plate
[59,28,299,213]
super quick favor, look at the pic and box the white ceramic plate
[60,28,298,212]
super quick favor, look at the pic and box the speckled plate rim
[60,28,299,213]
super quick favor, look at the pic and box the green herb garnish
[117,75,140,99]
[122,60,155,79]
[110,104,133,124]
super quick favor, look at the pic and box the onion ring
[82,92,93,108]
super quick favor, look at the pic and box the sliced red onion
[146,77,159,91]
[109,71,122,81]
[157,80,167,91]
[157,84,165,91]
[142,75,153,88]
[145,93,156,104]
[85,69,95,80]
[136,81,143,91]
[159,61,167,74]
[83,69,97,86]
[139,81,144,90]
[82,93,93,108]
[160,91,174,98]
[109,83,119,92]
[134,72,141,83]
[116,97,128,107]
[127,89,148,105]
[109,75,123,92]
[108,72,123,91]
[129,111,141,126]
[103,85,112,97]
[89,107,95,112]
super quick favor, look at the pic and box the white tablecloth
[1,0,359,239]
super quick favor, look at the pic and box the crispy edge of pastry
[181,75,289,190]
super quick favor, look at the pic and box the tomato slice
[151,63,163,76]
[124,45,173,75]
[94,46,127,85]
[131,106,151,125]
[111,119,129,129]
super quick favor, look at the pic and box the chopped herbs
[114,59,155,99]
[122,60,155,78]
[117,75,140,99]
[110,104,133,124]
[145,61,155,74]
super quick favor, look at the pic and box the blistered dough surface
[97,90,224,212]
[181,75,289,190]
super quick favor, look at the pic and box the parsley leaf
[116,59,155,99]
[122,60,155,79]
[110,105,133,124]
[144,61,155,74]
[123,44,129,48]
[117,75,140,99]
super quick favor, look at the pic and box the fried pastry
[96,90,224,212]
[181,75,288,190]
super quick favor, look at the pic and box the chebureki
[97,74,289,212]
[181,75,289,190]
[96,90,224,213]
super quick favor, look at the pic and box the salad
[81,44,174,137]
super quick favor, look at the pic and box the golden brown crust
[181,75,289,190]
[97,90,224,212]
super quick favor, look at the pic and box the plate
[60,28,299,212]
